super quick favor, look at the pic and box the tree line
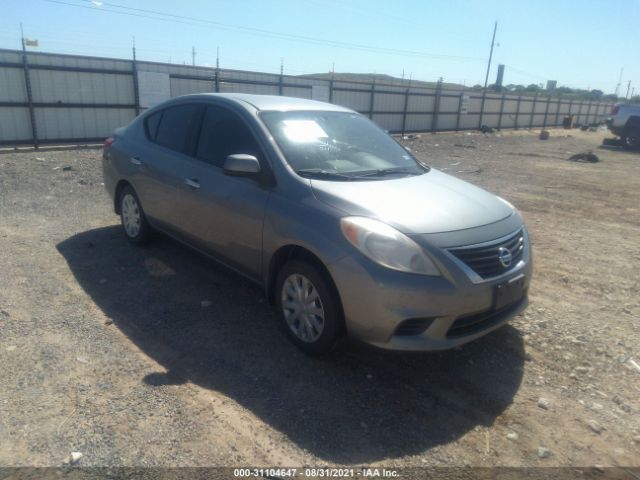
[471,83,638,103]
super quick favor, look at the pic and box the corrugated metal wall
[0,48,613,146]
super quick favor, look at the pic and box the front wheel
[119,185,152,244]
[275,260,344,355]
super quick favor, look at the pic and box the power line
[299,0,479,41]
[42,0,486,62]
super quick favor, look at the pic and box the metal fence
[0,48,613,147]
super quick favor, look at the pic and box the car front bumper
[327,225,532,351]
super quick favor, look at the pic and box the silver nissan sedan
[102,93,531,355]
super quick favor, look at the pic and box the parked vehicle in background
[102,93,532,355]
[607,103,640,150]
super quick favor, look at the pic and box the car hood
[310,168,514,234]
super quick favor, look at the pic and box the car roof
[177,93,354,113]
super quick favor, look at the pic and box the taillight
[610,105,620,115]
[103,136,115,151]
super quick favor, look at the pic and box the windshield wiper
[355,166,426,177]
[296,168,360,180]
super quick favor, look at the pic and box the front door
[173,104,271,281]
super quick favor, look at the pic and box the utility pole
[192,46,196,66]
[479,21,497,130]
[615,67,623,96]
[483,21,498,90]
[626,80,631,100]
[20,22,38,148]
[215,47,220,92]
[132,36,140,115]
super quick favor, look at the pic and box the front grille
[448,229,525,279]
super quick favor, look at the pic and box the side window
[144,110,162,141]
[154,104,201,153]
[196,105,260,167]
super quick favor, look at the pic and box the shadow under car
[57,226,525,463]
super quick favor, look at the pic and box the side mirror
[223,154,261,176]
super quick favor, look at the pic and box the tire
[119,185,152,244]
[275,259,344,355]
[622,126,640,151]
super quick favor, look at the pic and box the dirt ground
[0,127,639,469]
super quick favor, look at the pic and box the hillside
[297,72,464,90]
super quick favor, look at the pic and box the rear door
[135,103,203,230]
[171,103,271,280]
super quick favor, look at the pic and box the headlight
[340,217,440,276]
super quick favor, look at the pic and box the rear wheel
[275,259,344,355]
[119,186,152,244]
[622,126,640,150]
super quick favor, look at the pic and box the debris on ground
[568,151,599,163]
[66,451,83,465]
[586,419,604,435]
[539,130,550,140]
[537,398,550,410]
[479,125,495,134]
[453,144,477,149]
[402,134,421,140]
[537,447,552,459]
[507,432,519,441]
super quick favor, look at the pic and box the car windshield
[260,111,428,180]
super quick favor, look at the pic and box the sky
[1,0,639,95]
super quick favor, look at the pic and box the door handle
[184,178,200,189]
[129,156,142,166]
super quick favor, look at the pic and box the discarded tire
[568,152,599,163]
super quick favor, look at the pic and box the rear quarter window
[144,111,162,141]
